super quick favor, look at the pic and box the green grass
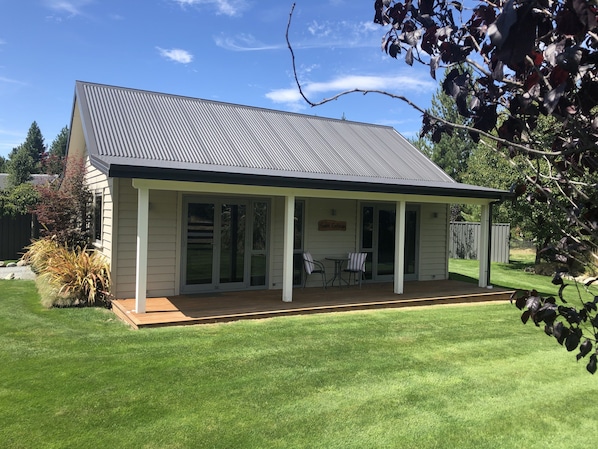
[1,260,597,449]
[449,249,597,302]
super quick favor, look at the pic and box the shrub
[24,238,112,308]
[22,238,60,274]
[33,157,92,249]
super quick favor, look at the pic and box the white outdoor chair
[343,252,367,287]
[302,252,327,288]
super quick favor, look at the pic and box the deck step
[112,286,513,329]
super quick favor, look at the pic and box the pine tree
[11,122,47,173]
[419,68,477,183]
[46,126,69,174]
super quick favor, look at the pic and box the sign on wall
[318,220,347,231]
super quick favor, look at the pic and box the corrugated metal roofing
[0,174,57,191]
[72,81,509,199]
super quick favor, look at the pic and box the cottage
[66,81,510,314]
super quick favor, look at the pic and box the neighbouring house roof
[0,173,57,191]
[70,81,510,200]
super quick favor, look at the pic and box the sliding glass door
[183,198,268,292]
[361,204,419,282]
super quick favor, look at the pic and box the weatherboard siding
[303,198,358,288]
[418,203,449,280]
[269,197,359,289]
[113,180,178,299]
[85,158,113,264]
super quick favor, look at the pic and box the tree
[0,183,40,217]
[420,67,477,183]
[286,1,598,372]
[10,121,46,173]
[0,156,6,173]
[6,145,35,188]
[33,158,92,249]
[46,126,69,175]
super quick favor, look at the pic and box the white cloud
[43,0,92,17]
[216,19,381,52]
[156,47,194,64]
[172,0,249,17]
[266,74,436,108]
[0,77,27,86]
[214,34,283,52]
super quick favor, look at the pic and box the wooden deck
[112,280,513,329]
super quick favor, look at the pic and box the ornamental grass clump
[41,246,111,308]
[23,237,60,275]
[25,238,112,308]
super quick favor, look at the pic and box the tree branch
[285,3,567,158]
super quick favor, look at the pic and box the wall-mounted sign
[318,220,347,231]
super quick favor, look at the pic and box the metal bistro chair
[302,252,327,289]
[343,252,367,288]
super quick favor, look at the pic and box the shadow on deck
[112,280,513,329]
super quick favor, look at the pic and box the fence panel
[449,222,510,263]
[0,214,35,260]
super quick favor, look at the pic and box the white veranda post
[135,185,149,313]
[282,194,295,302]
[478,203,491,288]
[394,200,406,294]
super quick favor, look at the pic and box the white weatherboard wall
[270,197,358,288]
[418,203,450,280]
[303,198,358,288]
[85,158,114,266]
[113,180,179,299]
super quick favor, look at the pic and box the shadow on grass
[501,259,534,272]
[448,272,477,284]
[449,262,555,298]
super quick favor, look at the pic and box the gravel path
[0,265,36,280]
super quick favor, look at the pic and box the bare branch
[285,4,567,158]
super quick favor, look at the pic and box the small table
[325,257,348,287]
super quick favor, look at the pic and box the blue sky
[0,0,437,159]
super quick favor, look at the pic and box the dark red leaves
[389,2,408,27]
[421,25,438,55]
[420,0,434,16]
[374,0,388,25]
[555,0,597,37]
[577,339,593,360]
[587,354,597,374]
[550,66,570,86]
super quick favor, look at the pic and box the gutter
[104,163,514,201]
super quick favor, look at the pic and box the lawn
[1,257,596,449]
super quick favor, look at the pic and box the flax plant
[41,246,111,307]
[22,237,60,274]
[25,238,112,308]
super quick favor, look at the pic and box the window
[93,192,103,242]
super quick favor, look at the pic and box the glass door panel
[186,203,214,285]
[377,208,396,277]
[219,204,246,284]
[250,202,268,286]
[405,210,418,276]
[360,204,419,282]
[185,199,269,292]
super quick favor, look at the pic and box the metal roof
[72,81,510,200]
[0,174,57,191]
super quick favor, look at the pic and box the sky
[0,0,439,159]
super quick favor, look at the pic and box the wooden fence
[0,214,38,261]
[449,222,510,263]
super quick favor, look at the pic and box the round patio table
[325,257,348,287]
